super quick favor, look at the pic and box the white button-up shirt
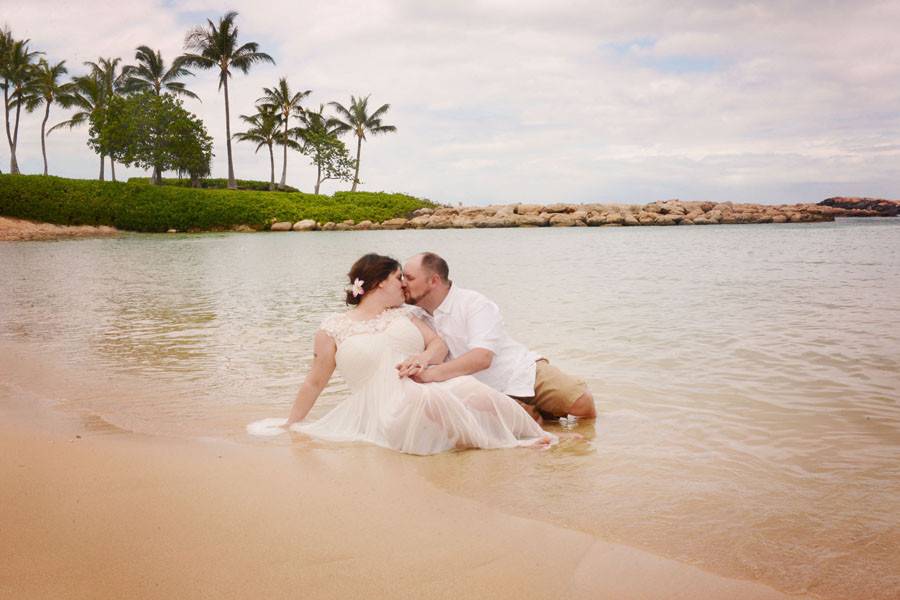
[428,285,539,397]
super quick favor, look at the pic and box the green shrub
[126,177,300,192]
[0,174,434,232]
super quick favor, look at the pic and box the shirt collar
[434,283,458,316]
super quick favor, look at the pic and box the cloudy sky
[5,0,900,204]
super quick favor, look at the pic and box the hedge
[0,174,433,232]
[127,177,300,192]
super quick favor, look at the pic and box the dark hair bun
[345,253,401,305]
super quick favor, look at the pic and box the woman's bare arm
[396,316,449,378]
[286,330,337,425]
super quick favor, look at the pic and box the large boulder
[407,215,431,229]
[585,212,606,226]
[425,215,453,229]
[513,213,549,227]
[461,206,492,217]
[515,204,544,215]
[658,202,686,215]
[604,212,626,225]
[704,210,722,224]
[654,214,679,226]
[450,215,476,228]
[381,218,409,230]
[473,215,514,228]
[270,221,293,231]
[292,219,317,231]
[637,211,656,225]
[549,213,582,227]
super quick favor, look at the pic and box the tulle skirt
[248,374,555,456]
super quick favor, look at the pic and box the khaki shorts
[512,359,587,418]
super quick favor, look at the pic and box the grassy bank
[0,174,433,232]
[126,177,300,192]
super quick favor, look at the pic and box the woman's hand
[396,353,430,378]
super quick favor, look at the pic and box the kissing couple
[249,252,595,455]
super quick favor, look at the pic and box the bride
[248,253,555,455]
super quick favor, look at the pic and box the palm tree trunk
[267,143,275,191]
[9,94,21,174]
[3,86,14,173]
[223,75,236,190]
[351,135,362,192]
[41,102,50,176]
[99,153,105,181]
[280,118,287,189]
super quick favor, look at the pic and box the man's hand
[411,366,440,383]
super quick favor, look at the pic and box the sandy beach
[0,216,118,242]
[0,393,796,599]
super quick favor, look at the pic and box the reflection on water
[2,219,899,599]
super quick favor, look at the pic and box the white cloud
[3,0,900,203]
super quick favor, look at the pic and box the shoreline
[0,216,118,241]
[0,373,800,599]
[3,197,898,240]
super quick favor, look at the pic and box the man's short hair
[419,252,450,282]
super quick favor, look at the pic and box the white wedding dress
[248,307,555,455]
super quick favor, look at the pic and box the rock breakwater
[267,198,895,232]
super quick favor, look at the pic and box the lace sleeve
[319,313,344,343]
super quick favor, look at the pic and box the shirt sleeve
[465,299,503,354]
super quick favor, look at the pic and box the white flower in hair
[348,278,365,298]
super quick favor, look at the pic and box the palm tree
[49,72,109,180]
[182,11,274,190]
[84,57,124,181]
[329,95,396,192]
[232,104,283,190]
[122,45,198,100]
[25,59,77,175]
[1,28,42,174]
[258,77,309,189]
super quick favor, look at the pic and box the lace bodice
[320,306,424,392]
[320,306,418,345]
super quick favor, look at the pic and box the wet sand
[0,406,797,599]
[0,216,118,241]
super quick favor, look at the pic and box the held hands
[396,354,434,380]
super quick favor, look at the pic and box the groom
[399,252,596,421]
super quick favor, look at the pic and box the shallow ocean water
[2,218,899,599]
